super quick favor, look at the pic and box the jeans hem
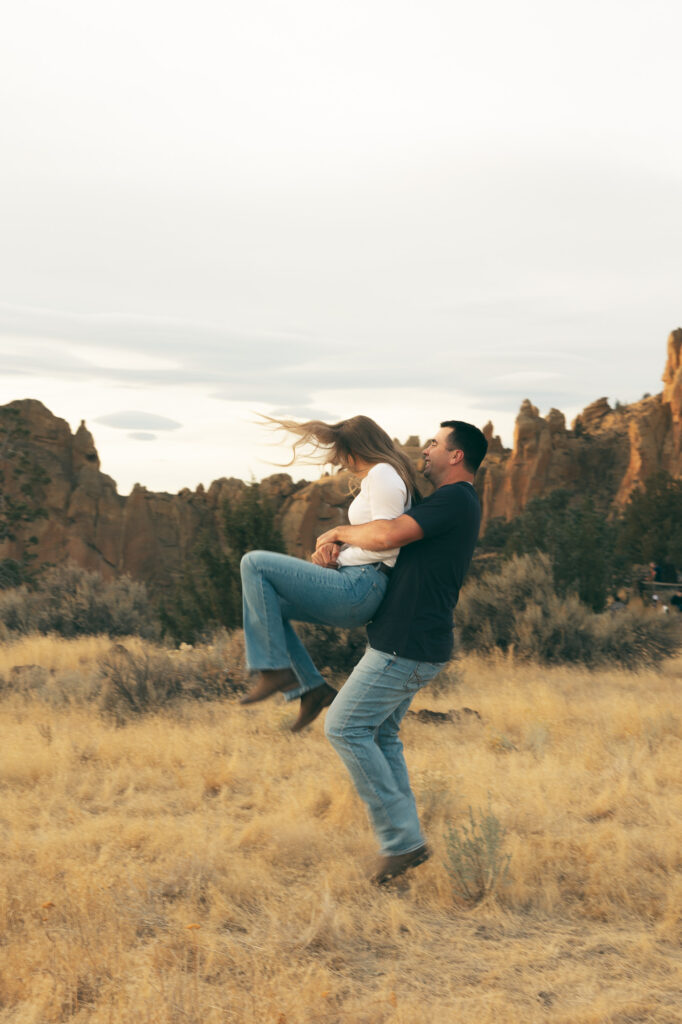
[380,838,427,857]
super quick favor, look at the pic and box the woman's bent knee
[240,550,266,575]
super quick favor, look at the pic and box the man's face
[422,427,456,485]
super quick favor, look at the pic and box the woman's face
[341,452,373,478]
[331,448,354,472]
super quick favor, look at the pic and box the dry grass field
[1,634,681,1023]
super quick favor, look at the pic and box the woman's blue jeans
[240,550,389,701]
[324,646,446,855]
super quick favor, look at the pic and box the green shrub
[0,558,26,590]
[99,630,248,721]
[456,553,554,654]
[0,564,161,639]
[161,482,286,644]
[159,544,242,644]
[616,471,682,569]
[99,644,183,717]
[444,800,511,903]
[0,662,101,706]
[0,586,33,634]
[590,606,682,665]
[0,405,51,554]
[498,491,621,611]
[0,629,247,714]
[455,554,681,666]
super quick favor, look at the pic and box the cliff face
[477,329,682,530]
[1,331,680,586]
[662,327,682,476]
[0,398,304,587]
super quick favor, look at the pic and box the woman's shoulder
[366,463,406,488]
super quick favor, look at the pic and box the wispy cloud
[494,371,563,385]
[0,305,334,408]
[96,410,182,430]
[0,297,669,425]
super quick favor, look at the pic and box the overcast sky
[1,0,680,494]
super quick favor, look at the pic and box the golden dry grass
[1,634,681,1023]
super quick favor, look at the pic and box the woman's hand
[311,542,341,568]
[315,528,341,550]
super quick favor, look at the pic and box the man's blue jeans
[324,646,446,855]
[240,550,388,701]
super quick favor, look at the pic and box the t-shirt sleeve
[365,463,408,520]
[406,487,463,538]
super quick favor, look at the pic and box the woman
[240,415,420,732]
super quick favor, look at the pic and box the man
[312,420,487,883]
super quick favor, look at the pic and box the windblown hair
[262,414,421,500]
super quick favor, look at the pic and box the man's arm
[315,514,424,553]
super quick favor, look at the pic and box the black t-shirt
[366,481,482,662]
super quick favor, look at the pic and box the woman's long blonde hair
[263,414,420,501]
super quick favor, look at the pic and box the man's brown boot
[240,668,298,705]
[370,844,431,885]
[290,683,336,732]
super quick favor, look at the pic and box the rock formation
[662,327,682,475]
[477,329,682,529]
[1,330,680,589]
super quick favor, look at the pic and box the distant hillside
[1,329,680,592]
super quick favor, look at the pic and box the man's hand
[311,542,341,568]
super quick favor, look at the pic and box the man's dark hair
[440,420,488,473]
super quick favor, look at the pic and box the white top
[335,462,412,569]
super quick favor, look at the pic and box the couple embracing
[239,415,487,884]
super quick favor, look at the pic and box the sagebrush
[99,630,248,720]
[455,554,681,666]
[444,800,511,903]
[0,564,160,639]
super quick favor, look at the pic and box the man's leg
[324,647,444,858]
[372,657,444,805]
[374,708,421,828]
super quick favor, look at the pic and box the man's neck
[436,468,475,488]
